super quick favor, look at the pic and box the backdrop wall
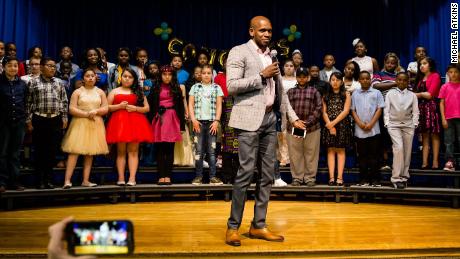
[0,0,452,73]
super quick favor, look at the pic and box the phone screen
[66,220,134,255]
[292,127,306,138]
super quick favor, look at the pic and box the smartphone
[292,127,306,138]
[66,220,134,255]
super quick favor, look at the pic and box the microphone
[270,49,278,63]
[269,49,280,83]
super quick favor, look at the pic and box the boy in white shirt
[384,72,419,189]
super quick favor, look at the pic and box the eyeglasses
[44,64,56,69]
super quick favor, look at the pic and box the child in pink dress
[148,65,185,185]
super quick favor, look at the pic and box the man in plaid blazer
[225,16,305,246]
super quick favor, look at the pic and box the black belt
[158,106,174,116]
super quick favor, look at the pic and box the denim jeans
[444,118,460,162]
[194,120,217,178]
[0,120,26,187]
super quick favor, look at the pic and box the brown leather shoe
[249,226,284,242]
[225,228,241,246]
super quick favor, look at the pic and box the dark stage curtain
[0,0,46,61]
[0,0,452,73]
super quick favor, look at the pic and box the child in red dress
[106,67,154,186]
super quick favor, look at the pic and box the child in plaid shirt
[286,67,322,186]
[189,65,224,185]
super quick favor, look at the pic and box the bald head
[249,16,272,50]
[249,16,271,30]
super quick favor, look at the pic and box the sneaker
[273,178,288,187]
[192,176,203,185]
[291,180,302,186]
[305,181,316,187]
[210,177,223,185]
[203,161,210,168]
[443,161,455,172]
[380,165,391,171]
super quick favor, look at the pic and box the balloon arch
[166,37,292,67]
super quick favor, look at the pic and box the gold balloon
[168,38,183,55]
[208,49,217,65]
[182,43,197,62]
[217,50,229,67]
[168,37,230,66]
[276,39,289,57]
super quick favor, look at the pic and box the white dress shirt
[384,87,419,128]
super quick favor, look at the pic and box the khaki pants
[287,129,320,183]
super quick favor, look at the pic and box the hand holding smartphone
[65,220,134,255]
[291,127,306,138]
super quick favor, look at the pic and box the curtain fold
[0,0,452,73]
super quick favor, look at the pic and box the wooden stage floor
[1,200,460,258]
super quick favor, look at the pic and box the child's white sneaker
[273,178,287,187]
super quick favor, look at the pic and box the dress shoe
[335,178,343,187]
[249,226,284,242]
[393,182,406,189]
[225,228,241,246]
[62,183,72,189]
[81,182,97,187]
